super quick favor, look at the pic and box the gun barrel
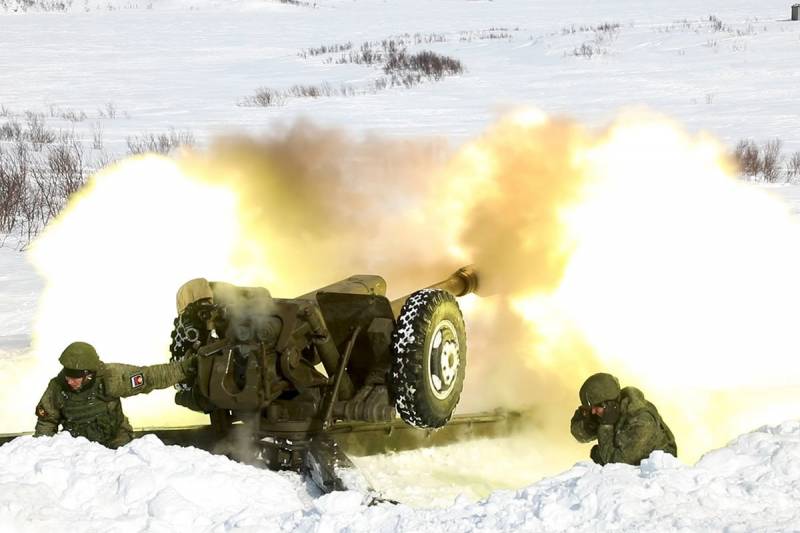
[390,265,478,317]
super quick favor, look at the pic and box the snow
[3,0,800,530]
[0,433,311,532]
[0,237,42,357]
[1,0,799,151]
[4,423,800,531]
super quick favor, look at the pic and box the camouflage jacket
[34,360,190,447]
[570,386,677,466]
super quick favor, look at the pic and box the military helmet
[59,341,102,371]
[176,278,214,315]
[579,372,620,406]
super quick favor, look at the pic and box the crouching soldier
[570,372,677,466]
[34,341,196,448]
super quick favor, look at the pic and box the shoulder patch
[35,404,48,419]
[130,373,145,389]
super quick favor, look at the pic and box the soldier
[570,372,677,466]
[34,341,196,448]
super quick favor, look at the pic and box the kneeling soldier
[570,372,677,465]
[34,341,196,448]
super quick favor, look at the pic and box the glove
[179,354,198,380]
[575,405,599,434]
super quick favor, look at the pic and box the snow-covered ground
[1,0,799,150]
[5,422,800,532]
[4,0,800,530]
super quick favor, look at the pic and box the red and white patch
[130,373,144,388]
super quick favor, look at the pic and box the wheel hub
[428,320,460,400]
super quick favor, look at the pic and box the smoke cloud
[182,116,602,474]
[12,110,800,478]
[183,122,463,297]
[186,116,599,428]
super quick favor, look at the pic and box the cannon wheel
[389,289,467,428]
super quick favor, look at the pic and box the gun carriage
[169,266,478,491]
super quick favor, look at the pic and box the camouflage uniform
[34,341,194,448]
[570,373,677,466]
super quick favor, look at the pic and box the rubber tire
[389,289,467,428]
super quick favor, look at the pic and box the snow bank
[0,433,314,532]
[3,422,800,531]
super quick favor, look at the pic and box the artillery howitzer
[169,266,478,491]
